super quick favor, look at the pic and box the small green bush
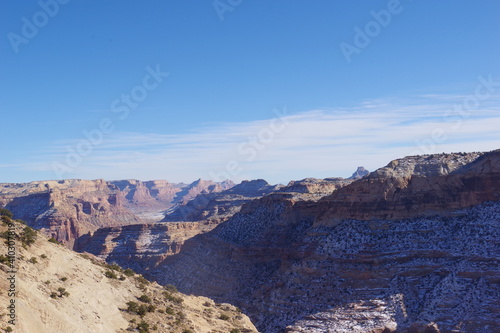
[40,254,47,259]
[106,263,122,271]
[57,287,69,297]
[104,270,118,279]
[163,291,183,304]
[48,237,60,244]
[0,255,10,265]
[137,320,150,333]
[165,306,175,315]
[138,294,151,303]
[219,314,230,321]
[164,284,178,293]
[0,208,13,218]
[126,301,139,313]
[60,277,67,282]
[20,227,37,246]
[230,329,240,333]
[123,268,135,276]
[28,257,38,264]
[135,275,150,285]
[5,326,13,332]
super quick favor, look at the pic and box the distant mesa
[349,166,370,179]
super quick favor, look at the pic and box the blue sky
[1,0,499,184]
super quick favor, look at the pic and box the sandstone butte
[1,149,499,332]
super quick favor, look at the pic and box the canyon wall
[0,178,233,248]
[108,150,499,332]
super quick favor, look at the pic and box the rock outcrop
[76,221,219,274]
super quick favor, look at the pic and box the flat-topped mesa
[281,177,354,199]
[315,150,499,223]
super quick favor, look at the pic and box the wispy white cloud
[14,93,500,184]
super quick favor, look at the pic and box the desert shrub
[165,306,175,315]
[123,268,135,276]
[104,270,118,279]
[57,287,69,297]
[136,304,148,316]
[203,301,211,307]
[126,301,139,313]
[137,320,150,333]
[138,294,151,303]
[135,275,150,285]
[219,314,230,321]
[230,329,241,333]
[164,284,178,293]
[50,292,58,299]
[106,263,122,271]
[40,254,47,259]
[0,208,13,218]
[20,226,37,246]
[163,291,183,304]
[48,237,60,244]
[5,326,13,332]
[28,257,38,264]
[60,277,67,282]
[118,275,126,281]
[182,330,193,333]
[0,255,9,265]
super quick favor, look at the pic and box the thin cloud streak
[16,94,500,184]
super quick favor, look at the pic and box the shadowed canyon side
[146,150,500,332]
[0,179,234,248]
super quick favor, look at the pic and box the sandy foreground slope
[0,217,258,333]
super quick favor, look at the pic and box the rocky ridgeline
[316,151,498,222]
[0,178,233,248]
[163,179,283,223]
[147,150,500,332]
